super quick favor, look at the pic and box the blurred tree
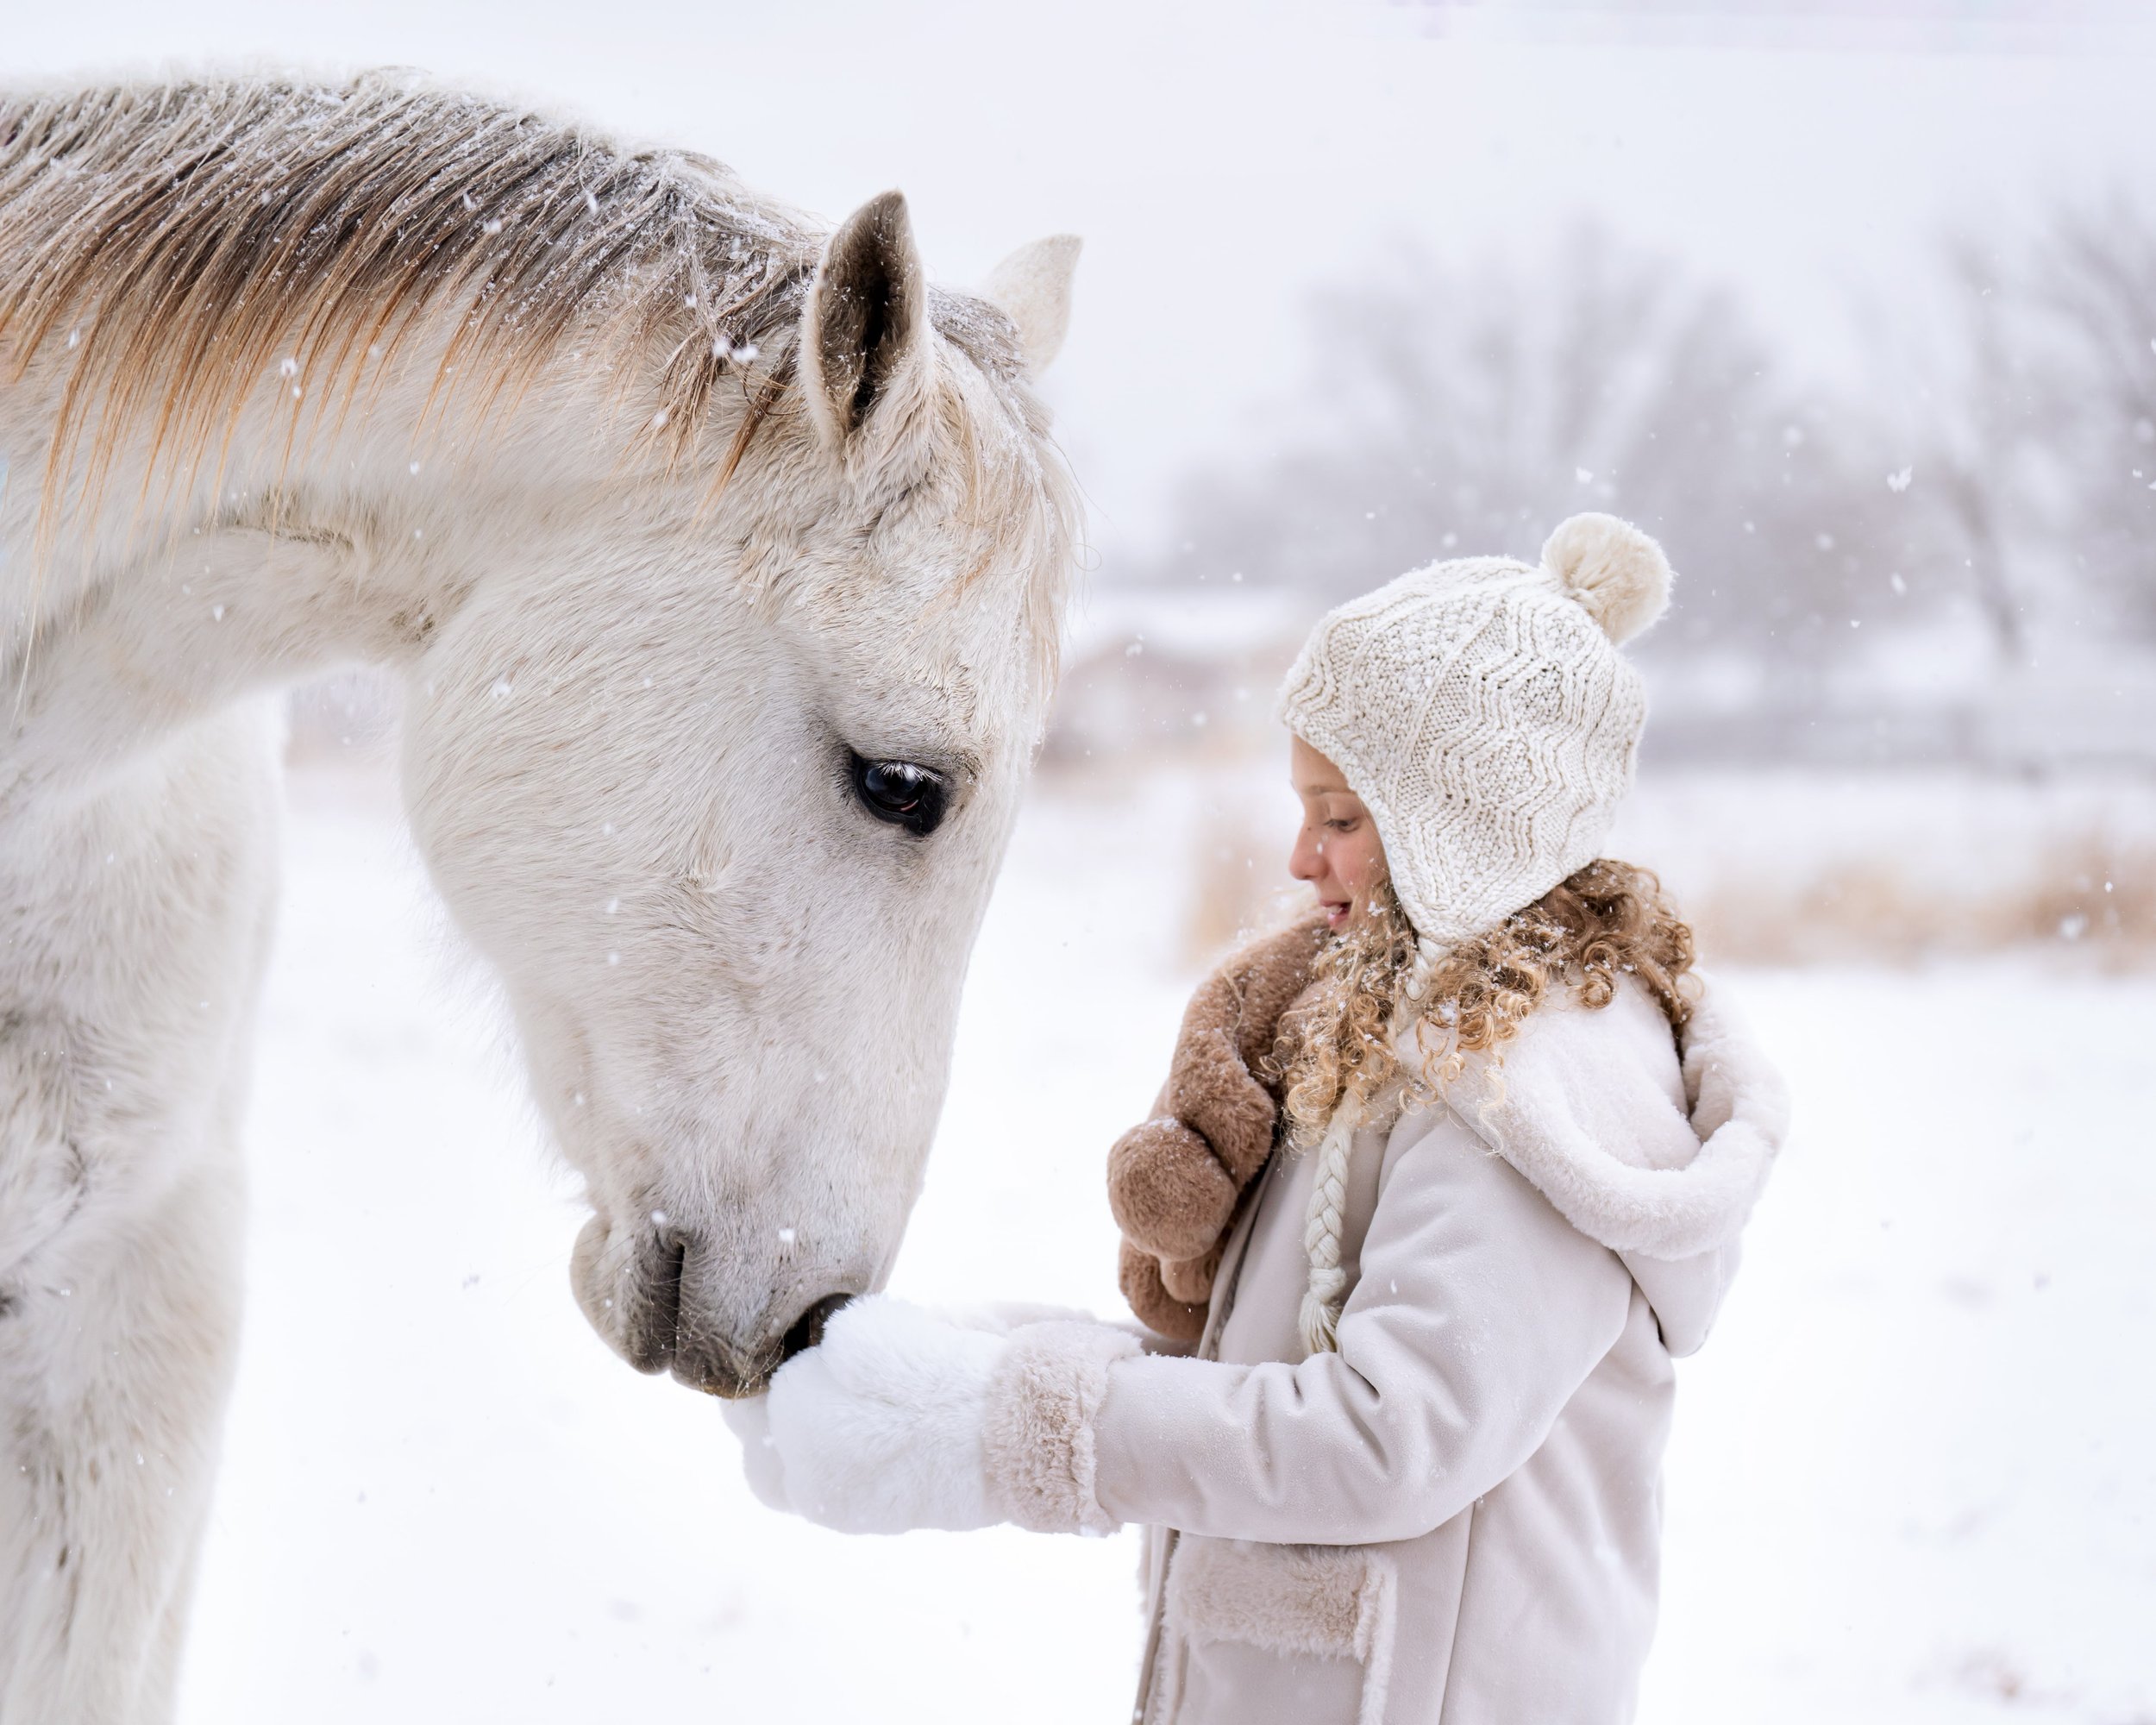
[1896,192,2156,665]
[2024,193,2156,643]
[1106,216,2156,771]
[1132,227,1908,675]
[1921,236,2040,668]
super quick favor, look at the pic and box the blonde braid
[1296,1098,1363,1354]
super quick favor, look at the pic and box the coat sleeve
[1081,1104,1636,1546]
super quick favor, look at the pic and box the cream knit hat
[1278,512,1674,982]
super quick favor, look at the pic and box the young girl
[728,512,1789,1725]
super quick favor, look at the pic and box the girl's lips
[1322,900,1351,928]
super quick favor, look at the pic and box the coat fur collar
[1438,971,1789,1263]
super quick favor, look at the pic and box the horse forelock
[0,69,1076,685]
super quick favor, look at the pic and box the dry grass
[1686,834,2156,969]
[1180,800,2156,973]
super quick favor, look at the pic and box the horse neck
[0,386,476,809]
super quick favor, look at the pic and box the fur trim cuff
[981,1322,1139,1534]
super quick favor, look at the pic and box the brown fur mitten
[1106,1117,1234,1263]
[1108,912,1328,1337]
[1118,1239,1207,1344]
[1157,1240,1224,1305]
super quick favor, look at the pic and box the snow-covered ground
[175,771,2154,1725]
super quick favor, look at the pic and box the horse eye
[847,753,949,837]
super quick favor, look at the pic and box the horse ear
[801,190,930,447]
[981,235,1081,375]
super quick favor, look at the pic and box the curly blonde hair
[1274,858,1697,1151]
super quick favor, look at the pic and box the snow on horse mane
[0,69,1080,1722]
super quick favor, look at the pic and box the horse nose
[573,1208,868,1397]
[669,1291,852,1397]
[668,1270,859,1399]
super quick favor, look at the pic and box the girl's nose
[1288,825,1322,881]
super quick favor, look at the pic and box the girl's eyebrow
[1291,778,1363,802]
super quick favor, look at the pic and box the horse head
[398,198,1081,1395]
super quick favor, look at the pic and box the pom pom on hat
[1540,511,1673,645]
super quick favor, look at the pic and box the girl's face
[1288,735,1388,931]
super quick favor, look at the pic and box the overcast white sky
[9,0,2152,568]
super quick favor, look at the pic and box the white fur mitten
[761,1298,1005,1534]
[736,1296,1141,1537]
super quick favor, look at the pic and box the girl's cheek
[1353,841,1384,893]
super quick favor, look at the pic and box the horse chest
[0,713,279,1283]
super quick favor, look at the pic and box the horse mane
[0,72,1072,671]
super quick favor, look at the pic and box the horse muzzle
[569,1210,856,1397]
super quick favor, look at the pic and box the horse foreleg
[0,1153,244,1725]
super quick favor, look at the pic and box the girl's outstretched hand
[720,1296,1138,1536]
[749,1298,1004,1534]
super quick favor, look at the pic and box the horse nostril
[779,1293,855,1364]
[611,1229,686,1376]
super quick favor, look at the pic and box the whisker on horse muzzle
[670,1286,858,1398]
[619,1231,687,1377]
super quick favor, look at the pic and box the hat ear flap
[1540,512,1673,644]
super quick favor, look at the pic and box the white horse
[0,72,1079,1722]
